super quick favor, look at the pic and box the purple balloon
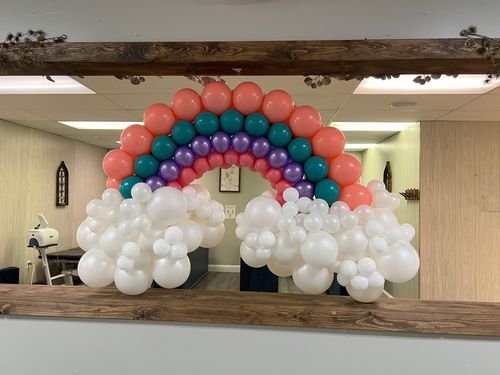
[251,137,271,158]
[283,162,304,183]
[268,147,289,169]
[295,179,315,199]
[145,175,166,191]
[159,160,180,182]
[174,146,195,167]
[211,131,231,153]
[231,131,252,153]
[191,135,212,156]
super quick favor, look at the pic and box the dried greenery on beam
[460,25,499,83]
[185,75,226,86]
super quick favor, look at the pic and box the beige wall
[360,124,420,298]
[0,120,107,283]
[420,121,500,302]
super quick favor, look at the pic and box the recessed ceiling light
[354,74,500,94]
[390,100,418,109]
[115,140,121,144]
[0,76,95,94]
[59,121,143,130]
[344,144,377,151]
[331,122,417,132]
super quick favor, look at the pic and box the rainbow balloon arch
[76,82,419,302]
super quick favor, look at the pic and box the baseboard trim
[208,265,240,273]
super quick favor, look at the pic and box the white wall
[1,317,499,375]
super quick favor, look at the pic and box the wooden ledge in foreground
[1,284,500,337]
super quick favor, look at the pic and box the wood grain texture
[1,284,500,336]
[0,39,495,76]
[420,122,500,301]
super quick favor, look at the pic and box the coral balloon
[208,152,224,169]
[143,103,176,135]
[201,82,232,115]
[224,149,239,166]
[106,177,121,189]
[171,88,202,121]
[266,168,282,185]
[120,125,154,156]
[328,153,362,186]
[312,127,346,159]
[239,152,255,168]
[179,168,197,186]
[339,183,372,210]
[232,82,264,115]
[193,157,210,177]
[288,105,322,138]
[102,149,134,179]
[262,89,294,123]
[254,158,270,174]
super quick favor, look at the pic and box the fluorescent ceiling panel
[59,121,142,130]
[354,74,500,94]
[0,76,95,94]
[331,122,417,132]
[344,144,377,151]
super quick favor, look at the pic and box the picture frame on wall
[219,166,240,192]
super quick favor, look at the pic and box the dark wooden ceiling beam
[1,38,495,76]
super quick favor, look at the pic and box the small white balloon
[296,197,312,213]
[191,184,211,202]
[209,210,225,227]
[186,196,200,212]
[322,215,341,234]
[369,236,389,255]
[255,247,272,261]
[387,193,401,211]
[117,255,134,270]
[235,212,245,225]
[240,242,267,268]
[303,213,324,232]
[258,231,276,248]
[119,199,142,218]
[101,189,123,207]
[374,208,398,227]
[176,219,203,252]
[131,183,152,203]
[131,214,152,232]
[329,201,350,217]
[86,199,105,218]
[400,223,416,242]
[170,243,188,260]
[182,185,197,197]
[200,223,225,248]
[289,226,307,244]
[235,225,250,240]
[244,232,259,249]
[357,257,376,276]
[292,264,333,294]
[340,212,358,228]
[329,260,341,273]
[76,222,100,251]
[277,216,296,232]
[282,202,299,218]
[372,190,392,208]
[153,238,171,257]
[300,231,338,268]
[86,217,104,233]
[384,225,402,244]
[137,229,162,253]
[353,205,375,224]
[164,226,183,244]
[350,275,369,290]
[261,190,275,198]
[100,227,124,258]
[337,227,369,261]
[366,180,385,194]
[283,187,300,203]
[118,218,138,240]
[309,199,329,215]
[77,249,114,287]
[271,232,300,265]
[267,258,295,277]
[347,285,383,303]
[105,208,122,225]
[295,213,306,226]
[368,271,385,288]
[364,219,385,237]
[336,272,351,287]
[122,242,140,258]
[339,259,357,278]
[196,204,211,220]
[153,256,191,289]
[114,267,153,295]
[377,242,419,283]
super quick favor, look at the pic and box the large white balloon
[346,285,384,303]
[292,264,333,294]
[337,226,369,261]
[147,187,188,226]
[176,219,203,252]
[300,231,338,268]
[267,258,295,277]
[131,182,152,203]
[240,242,267,268]
[374,208,398,227]
[101,189,123,207]
[271,232,300,265]
[243,196,282,232]
[77,249,114,287]
[377,241,420,283]
[153,256,191,288]
[99,227,124,258]
[76,221,100,251]
[114,267,153,295]
[200,223,225,248]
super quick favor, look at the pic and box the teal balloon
[195,112,219,136]
[134,154,159,178]
[151,135,176,161]
[244,113,269,137]
[314,178,340,205]
[268,123,292,147]
[287,138,312,163]
[171,121,196,145]
[119,176,143,199]
[220,109,244,134]
[304,156,328,182]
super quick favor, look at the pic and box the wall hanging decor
[56,161,68,206]
[219,166,240,192]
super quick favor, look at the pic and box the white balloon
[322,215,341,234]
[153,257,191,289]
[86,199,105,218]
[76,222,100,251]
[384,225,402,244]
[131,183,152,203]
[282,202,299,218]
[329,201,350,217]
[364,219,385,237]
[400,223,416,242]
[77,249,114,287]
[131,214,152,232]
[200,223,225,248]
[267,258,295,277]
[100,227,124,258]
[153,239,171,257]
[366,179,385,194]
[164,226,183,244]
[170,243,188,260]
[244,232,259,249]
[296,197,311,213]
[292,264,333,294]
[235,212,245,225]
[101,189,123,207]
[86,217,104,233]
[283,187,299,203]
[337,226,369,261]
[271,232,300,265]
[300,231,338,268]
[255,247,272,261]
[147,187,188,226]
[261,190,275,198]
[118,218,139,240]
[122,242,140,258]
[177,219,203,252]
[368,236,389,255]
[347,285,383,303]
[137,229,163,253]
[114,267,153,295]
[277,216,296,232]
[186,196,200,212]
[309,199,329,215]
[387,193,401,211]
[353,205,375,224]
[377,242,419,283]
[196,204,211,220]
[134,253,153,269]
[182,185,197,197]
[339,259,357,278]
[209,210,225,227]
[340,212,358,228]
[289,226,307,244]
[294,213,306,226]
[357,257,376,276]
[303,213,324,232]
[374,208,398,227]
[240,242,267,268]
[258,231,276,248]
[119,199,142,218]
[350,275,369,290]
[336,272,351,287]
[329,260,341,273]
[105,208,122,225]
[243,196,282,232]
[117,255,134,270]
[235,225,250,240]
[372,190,392,208]
[191,184,211,202]
[368,271,385,288]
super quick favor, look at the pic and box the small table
[39,247,84,285]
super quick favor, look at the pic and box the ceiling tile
[333,109,448,122]
[104,94,172,110]
[32,109,142,122]
[458,95,500,111]
[0,109,49,121]
[0,94,120,110]
[438,111,500,121]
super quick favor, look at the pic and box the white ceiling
[1,75,500,149]
[1,0,499,41]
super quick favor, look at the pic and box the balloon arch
[77,82,419,303]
